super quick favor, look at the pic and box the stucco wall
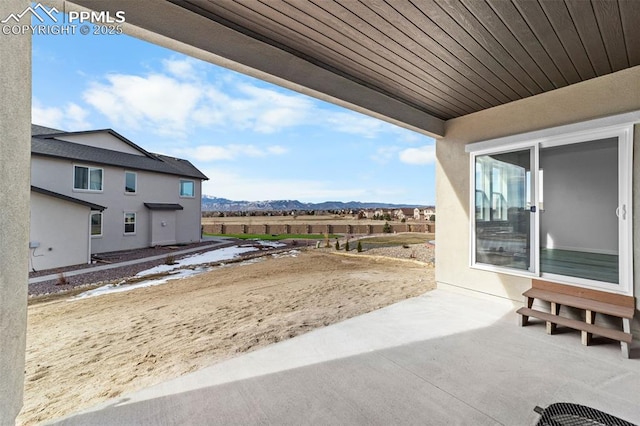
[0,0,30,422]
[31,156,203,253]
[436,66,640,309]
[30,192,90,270]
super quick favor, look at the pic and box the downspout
[87,210,92,264]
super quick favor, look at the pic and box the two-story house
[29,125,208,271]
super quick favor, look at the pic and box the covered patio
[51,289,640,425]
[2,1,639,423]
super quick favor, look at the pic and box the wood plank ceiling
[170,0,640,121]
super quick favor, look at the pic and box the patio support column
[0,0,31,423]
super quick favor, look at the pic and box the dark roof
[144,203,184,211]
[31,186,107,211]
[31,132,208,181]
[32,124,63,135]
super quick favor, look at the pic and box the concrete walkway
[50,289,640,425]
[29,238,233,284]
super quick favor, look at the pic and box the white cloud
[83,73,201,137]
[323,111,391,139]
[399,144,436,165]
[267,145,288,155]
[162,57,199,79]
[202,169,368,202]
[371,146,401,164]
[175,144,288,162]
[82,69,322,137]
[32,99,91,131]
[80,58,427,141]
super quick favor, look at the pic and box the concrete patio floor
[50,289,640,425]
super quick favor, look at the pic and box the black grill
[534,403,636,426]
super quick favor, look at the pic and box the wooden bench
[517,280,635,358]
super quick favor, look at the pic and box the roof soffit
[67,0,640,139]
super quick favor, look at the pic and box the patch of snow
[136,246,257,277]
[70,242,286,301]
[254,240,286,248]
[71,267,208,300]
[272,250,300,258]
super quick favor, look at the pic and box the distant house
[421,208,434,221]
[393,209,406,221]
[29,125,208,271]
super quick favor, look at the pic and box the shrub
[345,240,350,251]
[357,241,362,252]
[56,272,68,286]
[383,222,392,233]
[335,240,340,250]
[165,254,176,265]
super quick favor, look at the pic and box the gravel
[357,242,435,264]
[28,239,435,299]
[27,240,295,299]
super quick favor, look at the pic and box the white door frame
[468,115,636,296]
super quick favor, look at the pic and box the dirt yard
[19,249,434,425]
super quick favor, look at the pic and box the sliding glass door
[471,123,633,295]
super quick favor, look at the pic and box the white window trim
[73,164,104,192]
[179,179,195,198]
[90,212,103,237]
[468,116,635,296]
[124,212,136,235]
[124,171,137,195]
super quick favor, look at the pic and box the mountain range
[202,195,430,212]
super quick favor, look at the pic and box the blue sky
[32,21,436,205]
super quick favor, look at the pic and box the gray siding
[31,156,202,254]
[30,192,90,270]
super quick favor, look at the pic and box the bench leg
[621,318,631,359]
[582,310,596,346]
[546,302,560,334]
[519,296,534,327]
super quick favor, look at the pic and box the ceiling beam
[67,0,445,137]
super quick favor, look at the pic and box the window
[74,165,103,191]
[180,180,195,197]
[125,171,137,194]
[90,212,102,236]
[124,212,136,234]
[473,150,532,272]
